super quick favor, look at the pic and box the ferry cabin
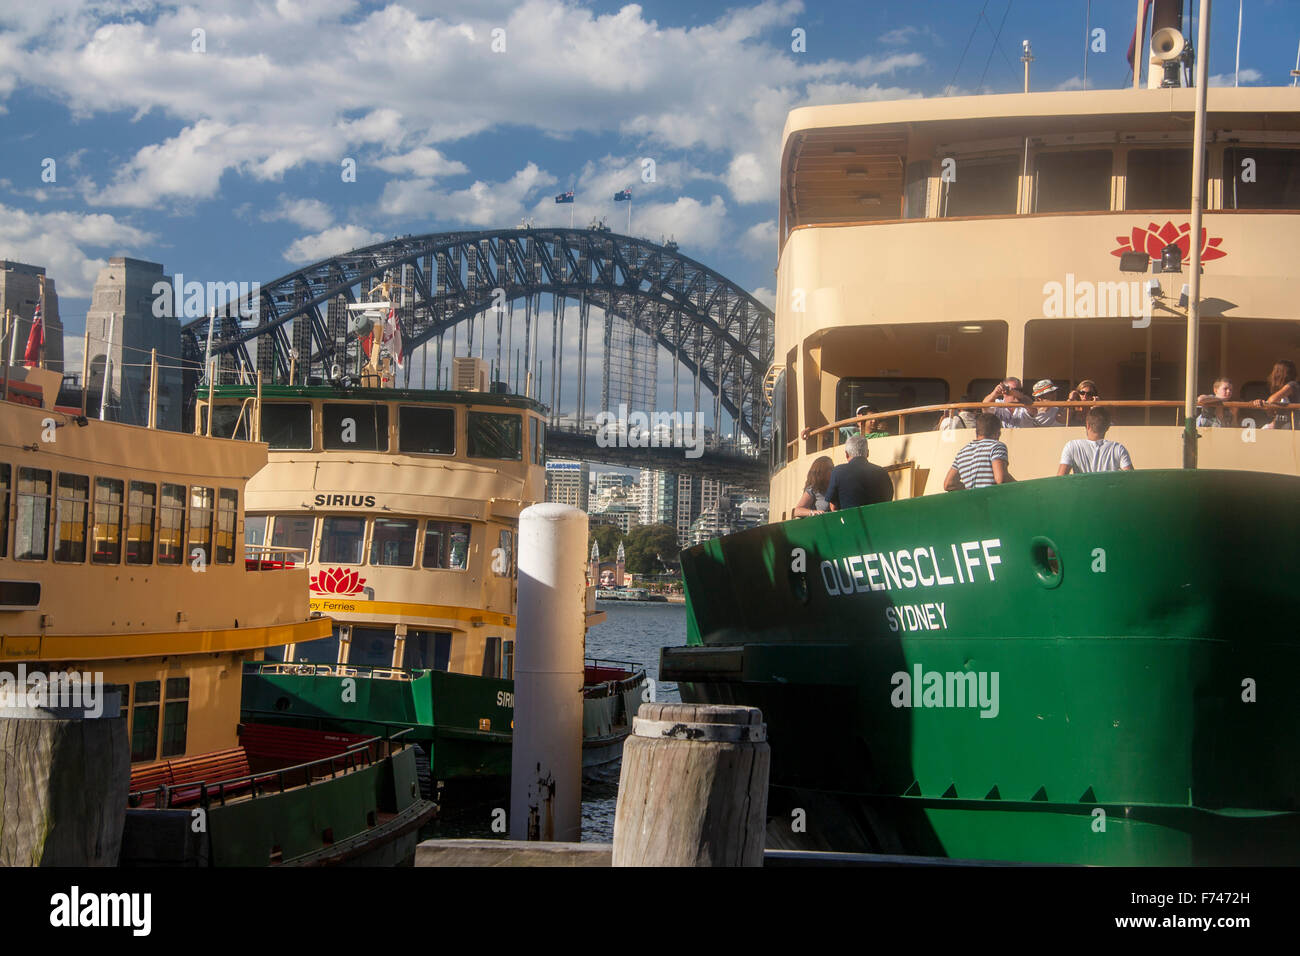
[0,380,327,766]
[770,87,1300,517]
[198,385,546,681]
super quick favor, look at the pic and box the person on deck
[1065,380,1101,426]
[1057,407,1134,475]
[944,414,1014,491]
[793,456,833,517]
[1255,360,1300,429]
[1195,378,1238,428]
[826,434,894,511]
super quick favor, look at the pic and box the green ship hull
[664,470,1300,865]
[242,664,647,788]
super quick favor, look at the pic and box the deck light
[1159,243,1183,273]
[1145,278,1163,299]
[1119,251,1150,272]
[959,325,983,333]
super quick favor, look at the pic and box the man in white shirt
[982,377,1061,427]
[1057,407,1134,475]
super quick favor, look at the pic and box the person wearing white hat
[982,377,1058,427]
[1029,379,1063,426]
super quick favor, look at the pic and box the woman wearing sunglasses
[1065,380,1101,427]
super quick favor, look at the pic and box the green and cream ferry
[198,366,646,791]
[664,1,1300,865]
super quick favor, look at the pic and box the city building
[84,257,184,430]
[545,459,590,510]
[1,261,65,373]
[589,504,639,534]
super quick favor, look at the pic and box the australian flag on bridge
[614,188,632,201]
[554,190,574,204]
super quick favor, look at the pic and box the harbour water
[424,600,686,842]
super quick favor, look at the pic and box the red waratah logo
[1111,220,1227,262]
[310,567,367,595]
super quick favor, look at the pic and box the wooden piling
[612,702,769,867]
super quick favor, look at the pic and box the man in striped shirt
[944,413,1015,491]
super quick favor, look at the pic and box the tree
[588,523,624,558]
[624,523,679,575]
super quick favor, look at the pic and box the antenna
[1021,40,1034,93]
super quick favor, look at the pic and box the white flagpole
[1234,0,1243,86]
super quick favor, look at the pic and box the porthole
[1030,536,1063,589]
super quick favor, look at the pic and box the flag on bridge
[555,190,574,204]
[614,188,632,201]
[382,308,404,368]
[23,299,43,367]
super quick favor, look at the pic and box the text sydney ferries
[820,538,1002,633]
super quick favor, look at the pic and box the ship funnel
[1149,27,1187,88]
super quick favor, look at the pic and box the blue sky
[2,0,1298,419]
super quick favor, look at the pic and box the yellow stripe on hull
[3,618,332,662]
[307,598,514,630]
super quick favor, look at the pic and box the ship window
[207,403,247,440]
[15,467,52,561]
[941,156,1019,217]
[403,630,452,671]
[1126,148,1194,209]
[158,483,186,566]
[54,473,89,563]
[370,517,418,567]
[244,514,268,548]
[835,378,949,421]
[92,477,124,565]
[903,160,930,219]
[494,529,513,577]
[398,405,455,455]
[293,630,341,664]
[130,680,161,763]
[468,411,522,460]
[1035,150,1112,213]
[161,678,189,758]
[349,627,396,668]
[319,516,365,565]
[127,481,156,565]
[502,640,515,681]
[529,417,540,464]
[1224,147,1300,209]
[770,370,787,474]
[423,521,471,571]
[323,403,389,451]
[188,486,214,567]
[103,683,127,719]
[0,464,9,558]
[263,644,286,663]
[482,636,503,679]
[215,489,237,564]
[270,515,314,560]
[261,403,313,450]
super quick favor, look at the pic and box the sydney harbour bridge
[178,227,774,487]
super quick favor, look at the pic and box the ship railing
[243,545,308,570]
[796,399,1299,458]
[130,727,415,810]
[245,660,417,682]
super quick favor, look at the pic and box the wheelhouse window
[215,489,237,564]
[323,403,388,451]
[244,514,268,548]
[16,467,52,561]
[398,405,455,455]
[208,403,247,440]
[161,678,189,758]
[271,515,314,559]
[188,486,214,565]
[130,680,161,763]
[423,521,471,570]
[529,416,540,465]
[127,481,156,565]
[502,639,515,680]
[261,403,312,450]
[1224,147,1300,209]
[403,630,452,671]
[158,483,186,565]
[319,516,365,564]
[495,529,513,577]
[293,627,342,664]
[92,477,124,564]
[941,156,1019,217]
[0,464,9,558]
[54,473,89,563]
[1126,148,1193,209]
[468,411,522,460]
[370,517,418,567]
[1035,150,1112,213]
[349,627,396,668]
[482,636,503,679]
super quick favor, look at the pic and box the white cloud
[626,195,729,250]
[1209,68,1263,87]
[749,286,776,309]
[372,147,468,178]
[283,224,386,264]
[379,162,556,224]
[0,202,155,296]
[741,220,778,260]
[261,195,335,231]
[726,153,770,204]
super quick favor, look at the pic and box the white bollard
[509,503,586,842]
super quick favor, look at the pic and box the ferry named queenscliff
[663,0,1300,864]
[200,347,646,791]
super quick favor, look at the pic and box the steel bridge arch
[179,228,774,444]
